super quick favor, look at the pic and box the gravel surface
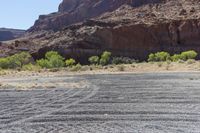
[0,73,200,132]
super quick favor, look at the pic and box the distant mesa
[0,28,25,41]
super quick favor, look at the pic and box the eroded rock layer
[29,0,163,31]
[2,0,200,62]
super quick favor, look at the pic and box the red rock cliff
[3,0,200,62]
[28,0,162,31]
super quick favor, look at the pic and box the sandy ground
[1,61,200,77]
[0,61,200,90]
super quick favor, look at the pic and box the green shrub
[100,51,111,65]
[65,58,76,67]
[45,51,60,60]
[0,52,32,69]
[148,52,170,62]
[70,63,82,71]
[112,57,137,64]
[171,50,197,62]
[7,56,21,69]
[99,58,107,66]
[186,59,196,64]
[180,50,197,61]
[22,63,41,71]
[148,53,156,62]
[37,51,65,68]
[36,59,51,68]
[0,58,10,69]
[14,52,32,66]
[155,52,171,61]
[171,54,182,62]
[88,56,99,65]
[49,55,65,68]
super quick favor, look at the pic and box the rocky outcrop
[0,28,25,41]
[29,0,163,31]
[3,0,200,62]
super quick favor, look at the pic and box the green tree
[36,59,51,68]
[88,56,99,65]
[0,58,10,69]
[37,51,65,68]
[100,51,111,65]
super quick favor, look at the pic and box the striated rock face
[29,0,163,31]
[3,0,200,62]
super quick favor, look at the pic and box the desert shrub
[148,53,156,62]
[70,63,82,71]
[22,63,41,71]
[37,51,65,68]
[45,51,60,60]
[186,59,196,64]
[100,51,111,65]
[65,58,76,67]
[112,57,137,64]
[180,50,197,61]
[178,59,185,63]
[99,58,107,66]
[49,55,65,68]
[166,60,171,65]
[7,56,21,69]
[36,59,51,68]
[80,65,91,71]
[117,65,125,71]
[148,52,170,62]
[0,52,32,69]
[171,50,197,62]
[14,52,32,66]
[171,54,182,62]
[0,58,10,69]
[88,56,99,65]
[155,52,171,61]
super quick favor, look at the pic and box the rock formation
[2,0,200,62]
[29,0,163,31]
[0,28,25,41]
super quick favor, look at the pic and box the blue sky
[0,0,62,29]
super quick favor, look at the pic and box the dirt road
[0,73,200,132]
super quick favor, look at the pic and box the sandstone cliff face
[29,0,163,31]
[3,0,200,62]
